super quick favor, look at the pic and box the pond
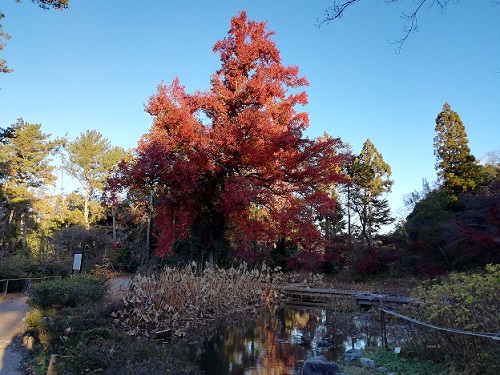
[188,305,404,375]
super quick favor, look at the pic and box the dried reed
[113,262,282,337]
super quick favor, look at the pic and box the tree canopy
[433,102,479,200]
[64,130,126,229]
[348,139,394,246]
[0,0,69,73]
[108,11,347,266]
[0,119,64,252]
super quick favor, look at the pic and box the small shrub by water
[407,264,500,374]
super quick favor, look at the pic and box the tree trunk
[347,184,352,244]
[112,205,117,243]
[145,190,153,262]
[84,185,90,230]
[21,211,28,254]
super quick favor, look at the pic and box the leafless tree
[319,0,499,53]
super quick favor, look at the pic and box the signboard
[72,253,83,274]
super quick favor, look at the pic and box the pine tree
[433,103,479,200]
[0,119,64,252]
[349,139,394,246]
[64,130,126,229]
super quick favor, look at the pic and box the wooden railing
[0,276,61,296]
[281,285,416,308]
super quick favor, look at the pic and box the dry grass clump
[113,262,282,337]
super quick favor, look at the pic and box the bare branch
[390,0,430,54]
[318,0,362,27]
[319,0,460,53]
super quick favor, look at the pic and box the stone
[359,357,376,369]
[342,348,362,362]
[302,355,340,375]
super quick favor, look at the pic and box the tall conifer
[433,103,478,200]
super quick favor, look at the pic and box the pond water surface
[189,306,402,375]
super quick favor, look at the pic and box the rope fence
[380,308,500,342]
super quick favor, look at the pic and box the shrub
[285,251,324,272]
[408,264,500,374]
[0,253,71,281]
[24,302,200,375]
[28,275,107,310]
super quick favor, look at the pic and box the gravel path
[0,295,28,375]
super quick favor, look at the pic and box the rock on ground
[302,355,340,375]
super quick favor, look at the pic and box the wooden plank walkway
[281,285,416,308]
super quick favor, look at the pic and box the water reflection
[190,306,388,375]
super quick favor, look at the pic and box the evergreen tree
[0,119,64,253]
[434,102,479,200]
[64,130,126,229]
[349,139,394,246]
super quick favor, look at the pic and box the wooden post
[3,280,8,296]
[24,278,31,293]
[380,309,388,350]
[46,354,59,375]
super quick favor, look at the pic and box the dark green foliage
[434,103,480,200]
[441,180,500,268]
[27,275,107,309]
[0,125,16,144]
[58,336,200,375]
[404,170,499,273]
[404,186,452,274]
[0,254,70,279]
[348,139,394,247]
[52,225,113,269]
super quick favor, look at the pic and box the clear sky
[1,0,499,221]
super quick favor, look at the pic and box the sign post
[72,253,83,274]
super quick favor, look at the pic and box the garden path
[0,277,132,374]
[0,295,28,374]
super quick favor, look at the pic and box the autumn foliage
[108,12,346,263]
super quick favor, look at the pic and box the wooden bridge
[281,285,415,309]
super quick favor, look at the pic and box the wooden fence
[0,276,61,296]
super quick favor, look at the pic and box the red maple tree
[108,12,347,266]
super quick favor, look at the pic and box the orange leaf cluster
[109,11,347,257]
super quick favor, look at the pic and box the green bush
[409,264,500,374]
[0,254,71,280]
[28,275,107,310]
[0,255,33,279]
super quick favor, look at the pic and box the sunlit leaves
[109,12,347,260]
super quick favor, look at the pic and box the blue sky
[1,0,499,221]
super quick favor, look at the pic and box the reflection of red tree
[198,308,381,374]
